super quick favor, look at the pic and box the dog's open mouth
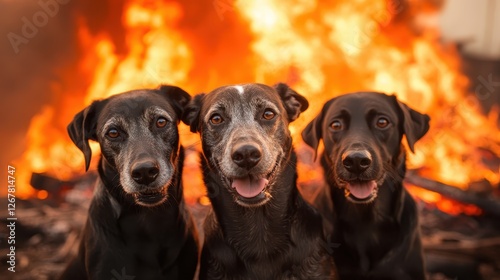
[133,186,168,207]
[220,159,280,207]
[343,180,378,203]
[230,176,270,205]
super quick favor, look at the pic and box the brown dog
[302,92,429,280]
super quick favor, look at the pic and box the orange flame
[12,0,499,216]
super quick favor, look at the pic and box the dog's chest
[118,212,182,267]
[336,218,400,271]
[213,243,324,280]
[208,215,329,279]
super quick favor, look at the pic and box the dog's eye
[156,117,168,128]
[262,110,276,120]
[330,120,343,131]
[210,114,224,125]
[376,117,389,128]
[107,129,120,138]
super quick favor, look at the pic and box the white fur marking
[234,85,244,94]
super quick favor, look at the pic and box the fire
[238,0,499,191]
[407,185,483,216]
[13,0,499,216]
[83,2,192,102]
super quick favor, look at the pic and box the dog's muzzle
[339,149,379,204]
[219,158,280,208]
[129,159,169,207]
[132,186,168,206]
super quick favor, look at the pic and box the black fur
[60,86,199,280]
[302,92,429,280]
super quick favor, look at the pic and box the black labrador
[60,86,199,280]
[302,92,429,280]
[182,83,337,279]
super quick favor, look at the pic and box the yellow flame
[12,0,499,205]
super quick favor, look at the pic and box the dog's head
[67,85,190,207]
[302,92,429,204]
[183,83,308,207]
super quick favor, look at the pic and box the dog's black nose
[131,161,160,185]
[232,144,262,169]
[342,150,372,174]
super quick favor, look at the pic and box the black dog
[183,83,337,280]
[302,92,429,280]
[60,86,199,280]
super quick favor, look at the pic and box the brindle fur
[183,83,337,280]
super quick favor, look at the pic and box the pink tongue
[231,177,268,198]
[347,180,377,199]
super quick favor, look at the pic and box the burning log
[30,173,70,194]
[30,172,97,205]
[405,171,500,216]
[31,172,97,191]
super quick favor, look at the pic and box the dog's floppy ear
[67,100,106,171]
[157,85,191,122]
[182,94,205,133]
[301,98,335,159]
[274,83,309,122]
[301,114,323,158]
[396,99,430,153]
